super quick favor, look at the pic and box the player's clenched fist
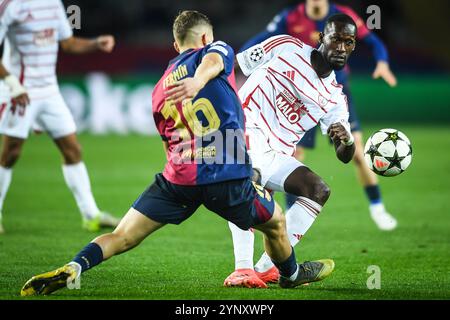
[327,123,352,145]
[95,35,115,53]
[164,78,205,104]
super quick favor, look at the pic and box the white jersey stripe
[258,86,302,140]
[294,53,334,95]
[250,97,296,154]
[263,35,292,51]
[1,0,73,99]
[268,67,324,121]
[0,0,13,18]
[237,37,351,155]
[19,6,59,13]
[265,74,306,132]
[265,39,303,53]
[267,68,319,123]
[280,55,337,106]
[264,36,303,52]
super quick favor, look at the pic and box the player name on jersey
[163,64,188,89]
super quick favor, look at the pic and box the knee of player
[268,211,287,238]
[312,181,331,205]
[112,230,136,251]
[63,143,82,163]
[2,144,22,167]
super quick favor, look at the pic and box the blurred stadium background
[0,0,449,299]
[57,0,450,133]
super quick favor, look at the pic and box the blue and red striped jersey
[152,41,252,186]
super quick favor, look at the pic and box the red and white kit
[237,35,351,191]
[0,0,75,139]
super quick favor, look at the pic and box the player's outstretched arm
[60,35,115,54]
[328,123,355,164]
[362,33,397,87]
[372,60,397,87]
[165,52,224,104]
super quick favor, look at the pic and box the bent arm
[164,52,225,104]
[328,123,355,164]
[333,140,355,164]
[193,52,224,87]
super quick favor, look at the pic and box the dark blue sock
[272,247,297,278]
[72,242,104,273]
[285,193,297,210]
[365,185,382,205]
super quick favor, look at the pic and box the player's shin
[255,211,298,280]
[228,222,255,270]
[0,166,12,213]
[62,162,100,219]
[254,197,321,273]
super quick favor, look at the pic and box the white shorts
[0,93,76,139]
[247,127,304,192]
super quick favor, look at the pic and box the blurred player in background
[240,0,398,231]
[0,0,119,233]
[225,14,355,288]
[20,11,335,295]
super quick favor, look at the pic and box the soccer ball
[364,129,412,177]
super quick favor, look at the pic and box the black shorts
[132,173,275,230]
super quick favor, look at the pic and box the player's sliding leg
[253,203,334,288]
[254,166,329,276]
[21,208,163,296]
[53,133,120,231]
[352,131,397,230]
[0,135,26,234]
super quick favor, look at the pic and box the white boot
[370,203,397,231]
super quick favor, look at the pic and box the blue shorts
[132,173,275,230]
[298,85,361,149]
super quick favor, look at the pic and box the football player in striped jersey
[0,0,119,233]
[225,14,355,287]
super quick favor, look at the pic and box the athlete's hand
[96,35,115,53]
[12,93,30,107]
[328,123,352,145]
[373,61,397,87]
[165,77,205,104]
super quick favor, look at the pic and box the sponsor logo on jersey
[282,70,296,81]
[34,29,56,46]
[275,90,308,124]
[318,94,327,108]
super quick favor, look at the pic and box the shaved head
[173,10,213,46]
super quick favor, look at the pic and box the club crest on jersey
[276,90,308,124]
[318,94,327,108]
[34,29,56,46]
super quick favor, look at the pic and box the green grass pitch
[0,124,449,300]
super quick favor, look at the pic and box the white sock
[369,202,385,213]
[62,162,100,219]
[228,221,254,270]
[254,196,322,273]
[0,166,13,214]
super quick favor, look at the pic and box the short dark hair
[173,10,212,44]
[324,13,357,34]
